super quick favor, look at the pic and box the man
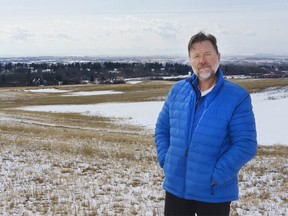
[155,32,257,216]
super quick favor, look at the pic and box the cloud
[53,33,74,41]
[99,15,184,41]
[11,27,35,41]
[143,19,183,39]
[213,24,258,38]
[242,31,257,37]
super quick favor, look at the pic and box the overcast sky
[0,0,287,57]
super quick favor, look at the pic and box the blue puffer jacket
[155,69,257,203]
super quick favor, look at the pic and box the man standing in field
[155,31,257,216]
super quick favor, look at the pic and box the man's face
[189,40,220,80]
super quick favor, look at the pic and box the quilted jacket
[155,69,257,202]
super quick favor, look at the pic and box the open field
[0,78,288,215]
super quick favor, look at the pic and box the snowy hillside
[18,86,288,146]
[1,82,287,215]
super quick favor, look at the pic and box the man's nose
[199,56,207,64]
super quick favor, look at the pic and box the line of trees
[0,61,287,87]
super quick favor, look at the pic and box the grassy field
[0,78,287,215]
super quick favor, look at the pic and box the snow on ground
[162,75,189,80]
[251,86,288,145]
[24,88,71,93]
[24,88,123,96]
[16,102,162,131]
[125,81,143,84]
[0,145,164,215]
[63,90,123,96]
[17,86,288,146]
[2,85,288,215]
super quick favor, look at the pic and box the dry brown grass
[1,79,287,109]
[232,78,288,92]
[0,81,172,109]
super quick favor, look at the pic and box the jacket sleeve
[155,94,171,168]
[212,93,257,185]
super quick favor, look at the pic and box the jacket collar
[186,69,225,107]
[186,68,224,92]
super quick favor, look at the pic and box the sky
[0,0,287,57]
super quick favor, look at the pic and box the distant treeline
[0,61,287,87]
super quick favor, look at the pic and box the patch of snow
[24,88,71,93]
[126,81,143,84]
[16,102,163,130]
[162,75,189,80]
[63,90,123,96]
[251,86,288,145]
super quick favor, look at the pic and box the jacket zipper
[183,91,197,196]
[211,184,215,195]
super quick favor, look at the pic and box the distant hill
[0,55,287,87]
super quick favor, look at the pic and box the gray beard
[192,62,219,79]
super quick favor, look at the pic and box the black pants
[164,192,231,216]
